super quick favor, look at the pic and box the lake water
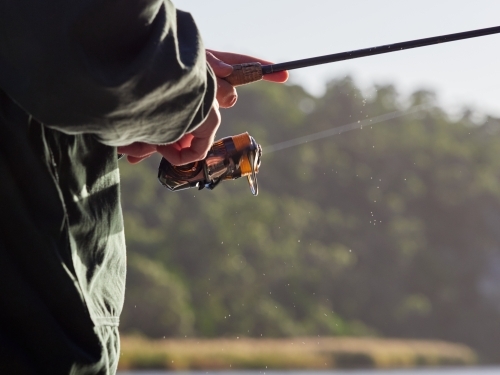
[118,368,500,375]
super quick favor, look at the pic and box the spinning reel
[158,132,262,196]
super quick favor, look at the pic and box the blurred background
[175,0,500,118]
[118,0,500,371]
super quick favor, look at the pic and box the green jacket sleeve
[0,0,215,146]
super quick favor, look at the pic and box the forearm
[0,0,214,146]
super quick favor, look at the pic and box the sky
[174,0,500,118]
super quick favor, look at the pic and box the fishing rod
[225,25,500,86]
[158,25,500,196]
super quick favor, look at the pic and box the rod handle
[224,62,263,86]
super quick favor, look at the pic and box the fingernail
[229,94,237,107]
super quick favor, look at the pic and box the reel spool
[158,132,262,196]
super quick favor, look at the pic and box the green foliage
[120,253,194,337]
[119,78,500,362]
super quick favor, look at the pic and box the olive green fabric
[0,1,214,374]
[0,0,215,146]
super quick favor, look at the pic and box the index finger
[206,49,289,83]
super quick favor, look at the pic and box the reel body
[158,132,262,195]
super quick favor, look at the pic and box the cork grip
[225,62,263,86]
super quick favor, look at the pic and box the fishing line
[263,104,428,154]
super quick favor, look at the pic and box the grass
[118,336,477,370]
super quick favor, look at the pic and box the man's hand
[117,102,220,165]
[206,49,289,108]
[156,102,220,166]
[116,142,157,164]
[118,50,288,165]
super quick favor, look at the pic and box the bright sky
[174,0,500,118]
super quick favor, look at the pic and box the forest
[119,77,500,363]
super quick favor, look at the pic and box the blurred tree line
[119,78,500,362]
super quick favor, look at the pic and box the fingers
[206,51,233,77]
[120,49,286,168]
[207,51,238,108]
[118,103,221,166]
[117,142,156,163]
[206,49,288,107]
[207,49,274,65]
[262,70,289,83]
[216,77,238,108]
[126,155,150,164]
[157,103,221,166]
[117,142,157,157]
[207,49,289,84]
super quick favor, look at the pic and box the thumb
[206,50,233,78]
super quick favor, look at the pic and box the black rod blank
[261,25,500,75]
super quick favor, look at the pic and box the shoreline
[118,336,477,371]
